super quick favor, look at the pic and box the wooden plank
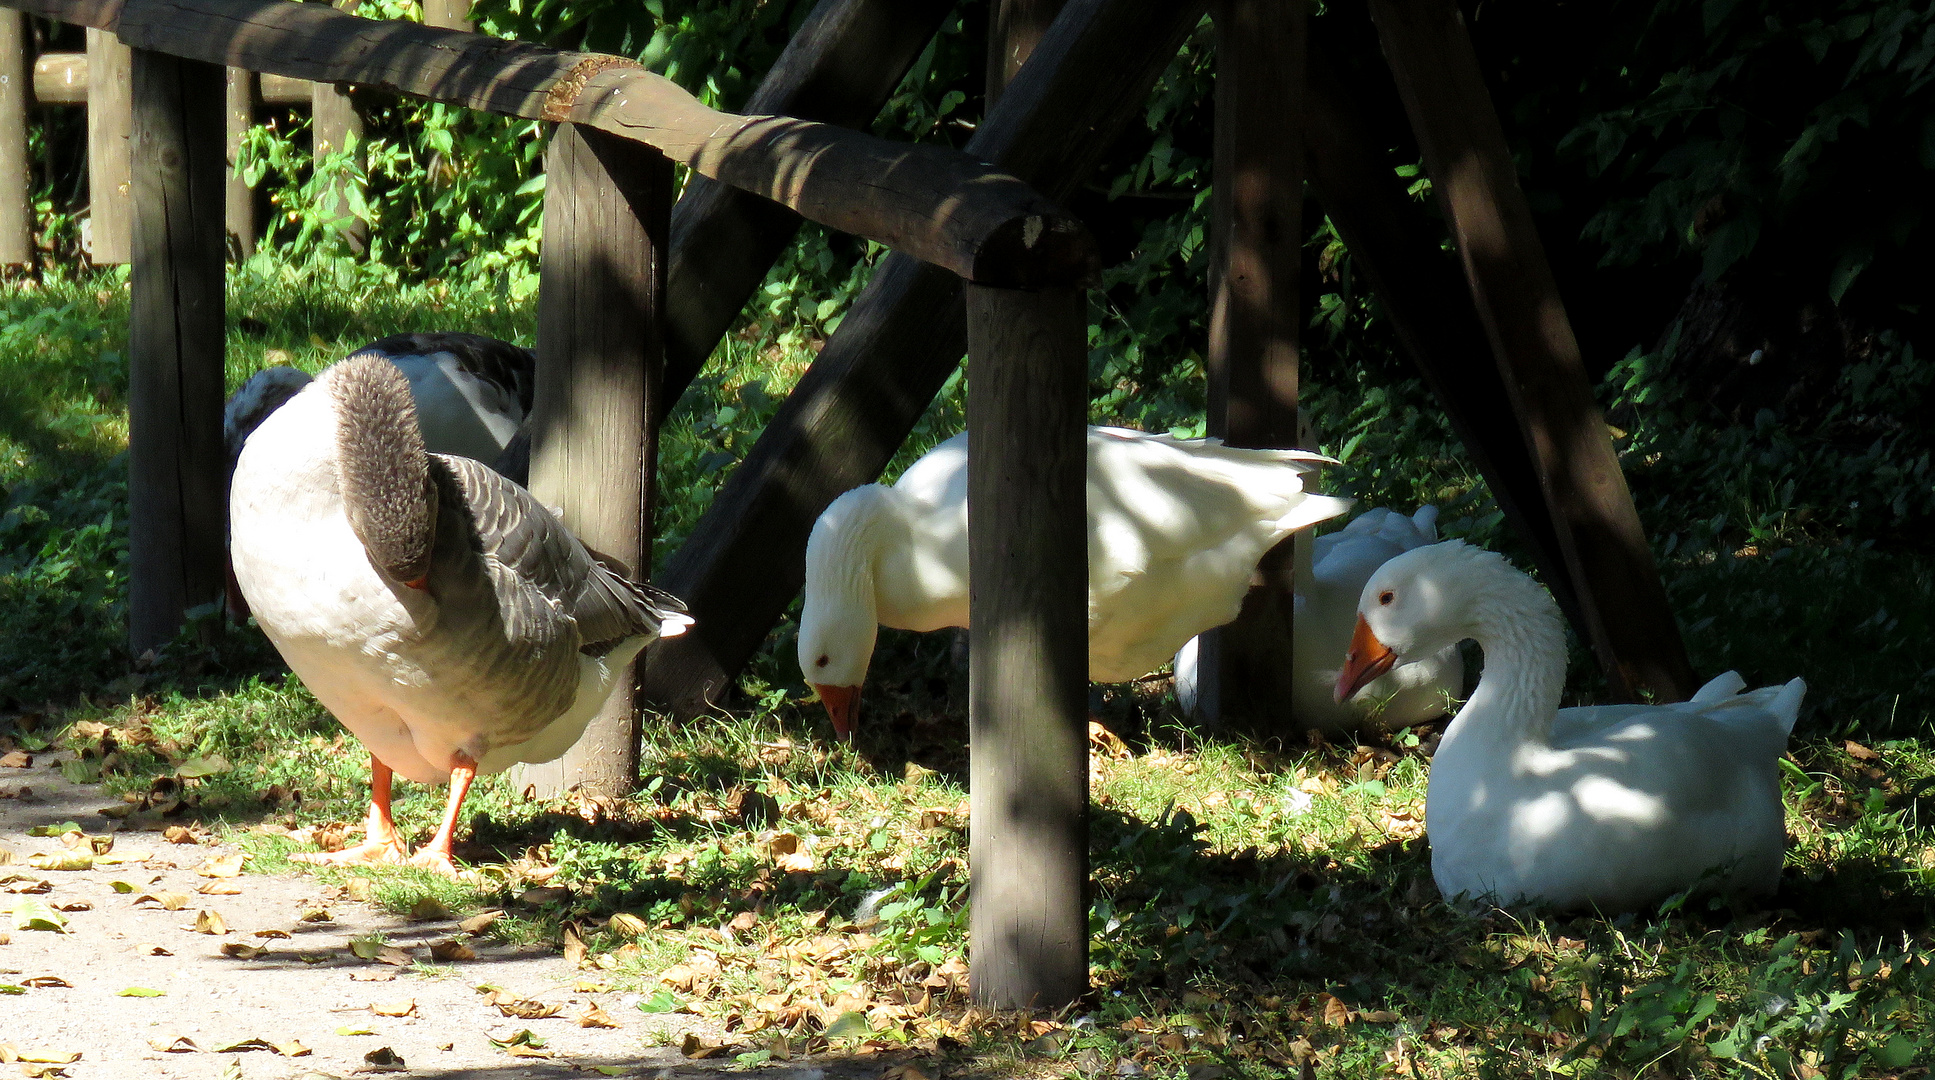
[1192,0,1308,732]
[1368,0,1695,702]
[259,72,308,103]
[85,27,130,264]
[986,0,1067,102]
[513,123,671,801]
[422,0,469,31]
[966,284,1087,1008]
[663,0,952,402]
[640,0,1209,714]
[1299,41,1585,634]
[225,68,254,259]
[310,0,365,252]
[126,47,227,656]
[0,9,30,265]
[32,51,86,104]
[4,0,1096,287]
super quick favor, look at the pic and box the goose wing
[356,332,536,415]
[435,455,690,654]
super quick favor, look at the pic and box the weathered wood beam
[32,51,86,104]
[0,10,30,265]
[514,124,671,801]
[127,47,226,656]
[1300,42,1584,636]
[422,0,469,32]
[1193,0,1309,732]
[1369,0,1695,701]
[640,0,1209,715]
[987,0,1066,101]
[966,284,1088,1009]
[225,69,255,258]
[662,0,954,403]
[84,28,130,264]
[2,0,1095,287]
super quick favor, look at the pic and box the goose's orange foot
[291,838,408,866]
[406,844,460,877]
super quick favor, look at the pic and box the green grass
[3,261,1934,1078]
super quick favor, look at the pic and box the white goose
[798,426,1352,736]
[223,333,537,620]
[1173,505,1463,731]
[1337,541,1804,912]
[229,353,690,873]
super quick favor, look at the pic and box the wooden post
[311,77,366,253]
[1300,41,1585,635]
[127,48,226,656]
[1369,0,1696,702]
[225,68,254,259]
[422,0,471,31]
[1193,0,1308,732]
[85,28,131,265]
[0,9,30,266]
[640,0,1206,716]
[966,284,1088,1009]
[987,0,1068,101]
[663,0,952,403]
[513,123,671,801]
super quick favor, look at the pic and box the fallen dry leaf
[253,929,292,939]
[577,1003,619,1029]
[494,998,561,1020]
[148,1037,200,1053]
[348,971,396,982]
[0,751,30,768]
[343,877,373,902]
[370,998,417,1018]
[1846,740,1881,761]
[21,977,69,989]
[429,938,474,962]
[220,942,268,960]
[192,910,228,935]
[196,880,242,896]
[458,909,503,935]
[727,910,758,934]
[562,924,586,968]
[134,891,190,911]
[606,912,648,938]
[363,1046,406,1071]
[298,907,332,923]
[377,946,415,967]
[27,853,91,872]
[161,826,197,845]
[195,852,244,878]
[407,896,450,921]
[681,1033,728,1059]
[135,943,171,957]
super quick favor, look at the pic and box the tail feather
[1690,671,1747,704]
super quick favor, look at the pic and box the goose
[229,352,690,873]
[222,332,537,621]
[798,426,1352,737]
[1336,540,1804,912]
[1173,505,1464,731]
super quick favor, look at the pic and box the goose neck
[328,355,438,585]
[1442,584,1568,754]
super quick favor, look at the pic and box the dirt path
[0,752,867,1080]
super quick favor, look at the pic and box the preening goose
[1174,505,1464,731]
[798,426,1352,737]
[229,353,690,873]
[1337,541,1804,912]
[222,333,537,621]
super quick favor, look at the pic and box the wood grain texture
[127,47,226,655]
[0,10,30,265]
[638,0,1210,715]
[259,72,307,103]
[85,27,130,264]
[311,85,367,252]
[32,51,86,104]
[6,0,1093,286]
[421,0,469,32]
[1196,0,1308,732]
[662,0,953,404]
[965,284,1088,1010]
[225,68,254,258]
[986,0,1067,104]
[1300,41,1584,634]
[1370,0,1695,702]
[512,124,671,801]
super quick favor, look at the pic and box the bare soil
[0,752,876,1080]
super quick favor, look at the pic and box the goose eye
[1378,591,1395,606]
[815,655,830,668]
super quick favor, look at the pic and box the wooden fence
[0,0,1701,1014]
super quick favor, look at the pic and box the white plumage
[797,426,1352,736]
[1338,540,1803,912]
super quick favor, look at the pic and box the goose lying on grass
[798,426,1351,738]
[223,333,537,622]
[1337,540,1804,912]
[1174,505,1464,731]
[229,353,689,873]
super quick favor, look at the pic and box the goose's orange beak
[1335,615,1398,703]
[812,684,861,742]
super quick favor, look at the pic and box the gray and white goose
[223,332,537,620]
[229,352,690,873]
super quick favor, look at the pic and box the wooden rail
[0,0,1097,287]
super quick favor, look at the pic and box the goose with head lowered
[229,352,690,874]
[798,426,1352,738]
[1337,540,1804,912]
